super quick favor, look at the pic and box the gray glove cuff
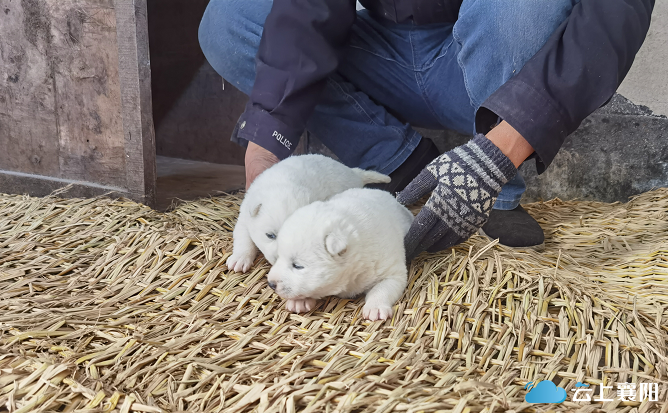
[424,134,517,238]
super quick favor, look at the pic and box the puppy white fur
[267,188,414,321]
[227,154,391,272]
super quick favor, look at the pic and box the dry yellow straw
[1,188,668,412]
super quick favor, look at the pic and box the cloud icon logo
[525,380,568,403]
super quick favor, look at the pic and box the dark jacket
[234,0,654,173]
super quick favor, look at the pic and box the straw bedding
[1,188,668,413]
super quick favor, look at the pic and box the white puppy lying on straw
[267,188,414,321]
[227,154,391,272]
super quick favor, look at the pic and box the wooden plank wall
[0,0,155,205]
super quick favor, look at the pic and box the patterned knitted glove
[397,134,518,260]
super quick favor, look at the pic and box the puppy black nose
[268,281,277,290]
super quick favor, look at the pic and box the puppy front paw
[226,251,256,273]
[285,298,316,313]
[362,303,393,321]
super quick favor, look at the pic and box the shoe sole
[477,228,546,252]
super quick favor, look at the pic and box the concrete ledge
[521,95,668,203]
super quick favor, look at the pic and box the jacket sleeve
[234,0,358,159]
[477,0,655,173]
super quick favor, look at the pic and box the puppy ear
[250,203,262,217]
[325,232,347,257]
[324,225,356,257]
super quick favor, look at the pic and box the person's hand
[396,134,518,260]
[245,142,279,190]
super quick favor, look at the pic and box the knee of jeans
[198,0,250,82]
[459,0,580,67]
[494,0,580,60]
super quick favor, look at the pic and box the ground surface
[1,189,668,412]
[156,156,245,211]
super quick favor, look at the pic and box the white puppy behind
[227,154,391,272]
[267,188,414,321]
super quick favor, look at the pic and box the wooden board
[0,0,156,205]
[115,0,156,205]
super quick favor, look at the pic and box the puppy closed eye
[266,233,276,240]
[292,263,304,270]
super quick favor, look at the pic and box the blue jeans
[199,0,578,210]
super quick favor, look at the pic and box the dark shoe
[367,138,441,194]
[480,205,544,247]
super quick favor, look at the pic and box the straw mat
[2,188,668,412]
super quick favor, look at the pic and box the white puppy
[267,188,414,321]
[227,154,391,272]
